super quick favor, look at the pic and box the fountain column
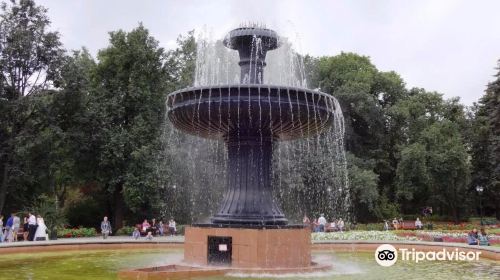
[212,136,287,225]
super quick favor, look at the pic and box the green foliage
[32,195,66,235]
[115,226,136,236]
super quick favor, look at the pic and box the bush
[176,225,185,235]
[116,226,136,236]
[58,227,97,238]
[469,217,498,225]
[354,223,384,231]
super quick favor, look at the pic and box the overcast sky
[37,0,500,105]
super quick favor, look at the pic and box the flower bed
[312,231,421,241]
[396,231,500,244]
[57,227,97,238]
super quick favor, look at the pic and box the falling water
[160,25,351,225]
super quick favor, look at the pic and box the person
[23,215,29,241]
[151,218,158,235]
[415,217,423,230]
[478,228,490,246]
[27,212,37,241]
[303,215,311,228]
[4,213,14,242]
[132,227,140,240]
[146,231,153,240]
[34,215,48,241]
[0,215,4,243]
[142,219,150,233]
[392,218,399,230]
[318,214,327,232]
[384,220,389,231]
[12,213,20,242]
[168,218,176,236]
[101,216,112,239]
[329,220,337,232]
[467,228,479,245]
[338,218,345,232]
[158,220,164,236]
[312,218,319,232]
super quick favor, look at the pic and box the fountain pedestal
[184,226,310,268]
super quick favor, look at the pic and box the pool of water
[0,249,498,280]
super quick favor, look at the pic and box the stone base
[184,226,311,268]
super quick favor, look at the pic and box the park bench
[400,221,417,230]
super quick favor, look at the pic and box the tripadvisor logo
[375,244,482,267]
[375,244,398,267]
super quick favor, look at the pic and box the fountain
[120,25,338,278]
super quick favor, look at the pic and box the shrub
[116,226,136,236]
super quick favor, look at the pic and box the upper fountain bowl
[223,26,280,52]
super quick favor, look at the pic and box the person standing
[318,214,327,232]
[101,216,112,239]
[168,218,176,236]
[27,212,37,241]
[34,215,48,241]
[4,213,14,242]
[23,215,29,241]
[12,214,20,242]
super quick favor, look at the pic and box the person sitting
[329,220,337,232]
[467,228,479,245]
[415,217,423,230]
[478,228,490,246]
[146,231,153,240]
[158,221,165,236]
[141,219,150,233]
[132,227,140,240]
[338,218,345,232]
[392,218,400,230]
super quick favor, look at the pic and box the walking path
[0,235,185,248]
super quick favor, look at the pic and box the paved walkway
[0,235,185,248]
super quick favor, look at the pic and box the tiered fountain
[120,25,337,278]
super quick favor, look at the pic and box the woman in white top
[34,215,48,241]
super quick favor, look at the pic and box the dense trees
[0,0,498,228]
[470,61,500,219]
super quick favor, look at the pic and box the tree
[0,0,64,213]
[88,24,167,229]
[471,61,500,219]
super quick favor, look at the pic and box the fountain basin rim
[166,84,333,106]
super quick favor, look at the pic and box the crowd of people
[303,214,346,232]
[99,216,177,240]
[382,217,424,230]
[0,212,48,243]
